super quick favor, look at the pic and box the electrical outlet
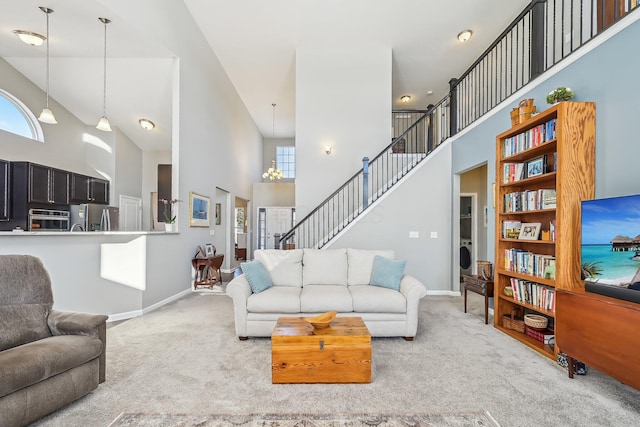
[430,231,438,239]
[409,231,419,239]
[209,229,215,236]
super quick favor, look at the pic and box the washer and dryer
[460,239,473,276]
[460,195,474,278]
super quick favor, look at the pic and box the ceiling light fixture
[139,118,155,130]
[400,95,411,103]
[13,30,45,46]
[96,17,112,132]
[324,145,332,155]
[37,7,56,124]
[457,29,473,43]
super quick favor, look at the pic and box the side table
[192,254,224,290]
[462,274,494,324]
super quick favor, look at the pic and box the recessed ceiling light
[139,118,155,130]
[13,30,46,46]
[457,29,473,43]
[400,95,411,103]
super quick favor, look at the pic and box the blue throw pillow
[370,256,406,291]
[241,260,273,293]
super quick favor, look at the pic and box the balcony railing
[278,0,638,250]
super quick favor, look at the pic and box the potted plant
[547,86,574,104]
[160,198,181,232]
[581,261,602,280]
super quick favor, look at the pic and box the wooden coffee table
[271,316,371,384]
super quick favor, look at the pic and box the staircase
[277,0,639,250]
[278,103,450,249]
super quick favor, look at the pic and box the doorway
[257,207,295,249]
[460,193,477,279]
[119,195,142,231]
[234,196,249,261]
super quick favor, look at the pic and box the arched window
[0,89,44,142]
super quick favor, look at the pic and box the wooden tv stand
[556,288,640,391]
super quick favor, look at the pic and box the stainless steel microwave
[28,209,70,231]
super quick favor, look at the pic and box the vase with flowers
[160,198,181,232]
[547,86,574,104]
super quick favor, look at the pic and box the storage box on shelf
[494,101,595,360]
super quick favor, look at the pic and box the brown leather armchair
[0,255,107,427]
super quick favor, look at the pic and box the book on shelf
[524,326,555,344]
[550,220,556,241]
[503,189,557,212]
[541,189,556,209]
[502,119,558,157]
[508,277,556,311]
[504,250,556,279]
[502,220,522,239]
[503,162,526,183]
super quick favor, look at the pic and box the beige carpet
[108,411,500,426]
[31,293,640,427]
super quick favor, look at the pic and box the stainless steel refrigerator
[70,204,119,231]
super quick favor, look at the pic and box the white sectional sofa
[226,248,427,340]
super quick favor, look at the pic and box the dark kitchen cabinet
[0,160,9,221]
[12,162,69,205]
[70,173,109,205]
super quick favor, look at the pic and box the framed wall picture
[215,203,221,225]
[189,192,210,227]
[518,222,542,240]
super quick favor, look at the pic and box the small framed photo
[205,243,216,257]
[518,222,542,240]
[526,156,546,178]
[215,203,221,225]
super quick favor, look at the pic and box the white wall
[114,128,143,201]
[1,0,263,316]
[0,58,110,176]
[295,47,392,217]
[101,0,263,309]
[329,144,453,291]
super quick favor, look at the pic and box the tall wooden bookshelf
[494,101,595,360]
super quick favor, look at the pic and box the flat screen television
[581,194,640,304]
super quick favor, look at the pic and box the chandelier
[263,160,283,181]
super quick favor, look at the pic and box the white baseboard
[107,287,192,323]
[427,290,462,297]
[107,309,143,323]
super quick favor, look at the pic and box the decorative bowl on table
[304,311,337,329]
[524,314,548,330]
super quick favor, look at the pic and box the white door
[265,208,293,249]
[120,195,142,231]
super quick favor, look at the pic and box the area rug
[108,411,500,427]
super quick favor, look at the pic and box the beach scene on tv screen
[581,195,640,287]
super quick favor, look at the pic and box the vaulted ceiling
[0,0,530,150]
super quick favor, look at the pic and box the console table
[556,288,640,391]
[462,274,494,324]
[191,254,224,290]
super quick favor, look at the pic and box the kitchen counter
[0,230,177,236]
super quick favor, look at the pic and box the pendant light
[38,7,57,124]
[96,17,112,132]
[272,103,276,137]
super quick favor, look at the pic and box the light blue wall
[452,17,640,268]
